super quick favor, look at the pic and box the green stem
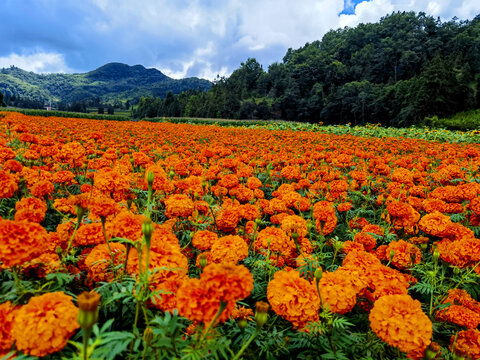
[231,327,261,360]
[83,327,92,360]
[199,301,228,343]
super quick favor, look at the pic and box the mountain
[0,62,212,104]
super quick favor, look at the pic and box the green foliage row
[426,109,480,131]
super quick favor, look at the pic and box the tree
[0,92,5,107]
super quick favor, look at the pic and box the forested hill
[136,12,480,126]
[0,62,211,104]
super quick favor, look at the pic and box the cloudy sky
[1,0,479,80]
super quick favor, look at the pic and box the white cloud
[0,52,72,73]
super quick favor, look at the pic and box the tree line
[134,11,480,126]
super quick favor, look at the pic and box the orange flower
[210,235,249,264]
[109,211,145,241]
[74,222,106,246]
[89,195,120,219]
[30,179,54,198]
[176,263,253,324]
[313,201,337,235]
[14,197,47,223]
[216,207,240,233]
[318,270,358,314]
[418,211,452,237]
[369,294,432,354]
[0,219,49,268]
[280,215,308,239]
[0,169,18,199]
[164,194,194,218]
[385,240,421,269]
[192,230,218,250]
[11,292,79,357]
[0,301,17,358]
[255,226,296,258]
[450,329,480,359]
[84,243,126,282]
[267,269,320,329]
[353,232,376,252]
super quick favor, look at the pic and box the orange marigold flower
[149,276,185,313]
[74,222,106,246]
[0,219,49,268]
[11,292,79,357]
[353,232,376,252]
[164,194,194,218]
[218,173,240,189]
[0,301,18,358]
[230,305,254,321]
[89,195,120,219]
[246,176,262,190]
[84,243,126,282]
[280,215,308,239]
[318,270,358,314]
[210,235,249,264]
[30,179,54,198]
[255,226,296,258]
[267,269,320,329]
[313,201,337,235]
[192,230,218,250]
[201,263,254,303]
[14,196,47,223]
[369,294,432,354]
[0,169,18,198]
[418,211,452,237]
[385,240,422,269]
[216,207,240,233]
[450,329,480,359]
[109,211,145,241]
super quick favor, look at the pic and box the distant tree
[0,92,5,107]
[107,106,114,115]
[98,106,104,114]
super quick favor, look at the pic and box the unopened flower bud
[198,253,208,269]
[77,291,101,330]
[55,246,63,256]
[254,301,269,328]
[143,327,154,347]
[424,342,440,360]
[237,318,248,330]
[433,248,440,265]
[314,267,323,282]
[142,218,153,251]
[146,172,155,187]
[389,249,395,261]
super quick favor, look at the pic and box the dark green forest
[135,12,480,126]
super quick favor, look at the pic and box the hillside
[0,62,211,104]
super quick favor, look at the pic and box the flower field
[1,111,480,360]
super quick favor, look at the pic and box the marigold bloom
[210,235,249,264]
[0,301,17,358]
[216,207,240,233]
[84,243,126,282]
[280,215,308,239]
[450,329,480,359]
[74,222,106,246]
[109,211,145,241]
[164,194,194,218]
[255,226,296,258]
[14,196,47,223]
[313,201,337,235]
[318,271,357,314]
[369,294,432,354]
[0,169,18,198]
[0,219,49,268]
[267,269,320,329]
[89,195,119,219]
[11,292,79,357]
[353,232,376,252]
[418,211,452,237]
[385,240,421,269]
[30,179,54,198]
[192,230,218,250]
